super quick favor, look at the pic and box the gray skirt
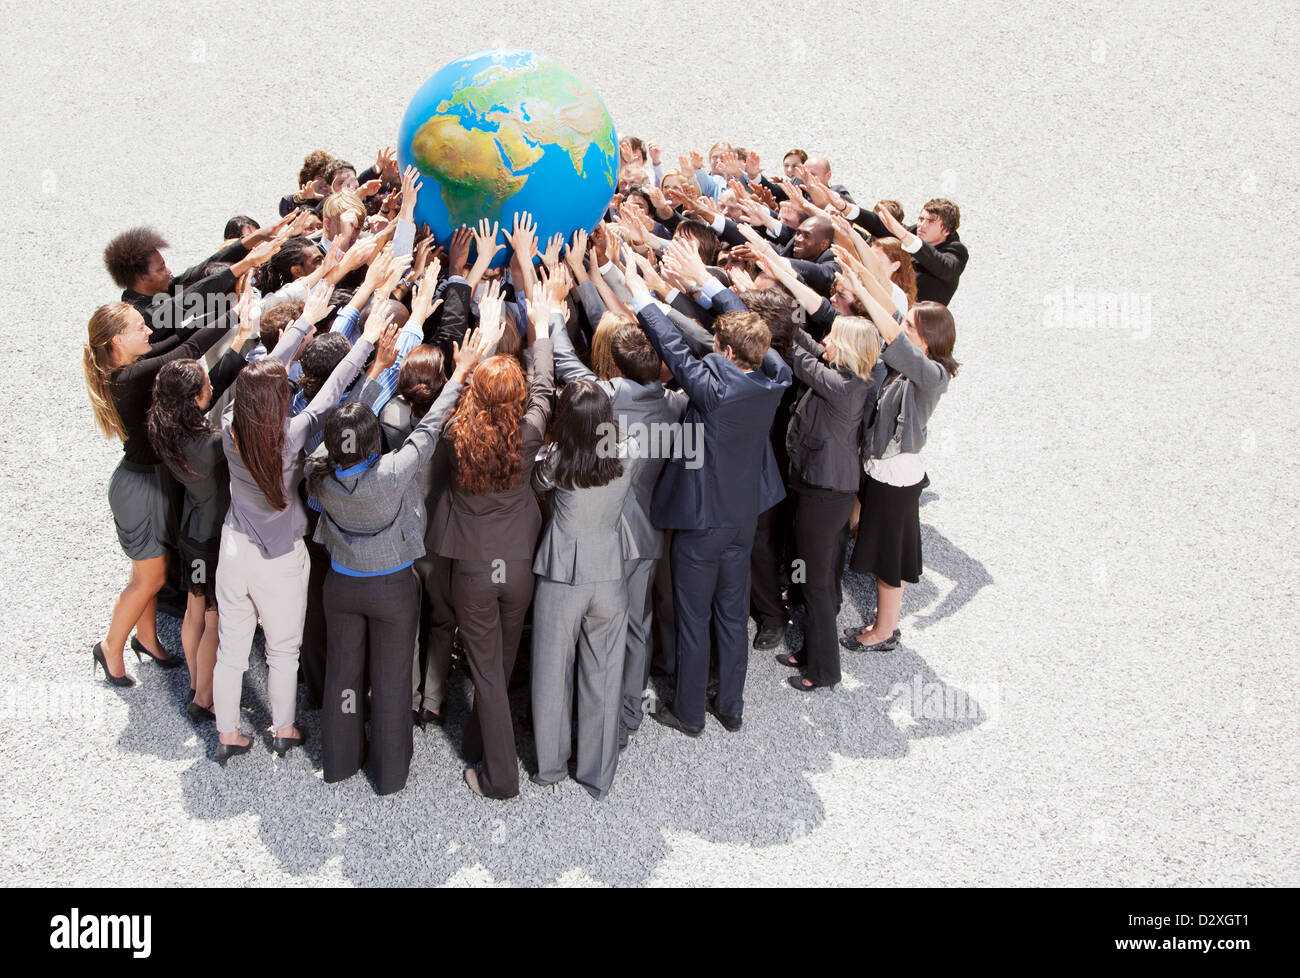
[108,460,176,561]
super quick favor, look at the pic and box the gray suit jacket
[312,380,463,572]
[532,447,638,584]
[866,333,950,460]
[551,312,687,559]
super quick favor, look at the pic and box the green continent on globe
[435,60,618,184]
[410,114,530,228]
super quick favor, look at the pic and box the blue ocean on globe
[397,49,620,265]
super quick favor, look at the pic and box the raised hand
[727,264,757,292]
[745,150,762,181]
[375,145,400,185]
[689,150,705,172]
[478,278,507,338]
[645,184,673,217]
[362,246,395,291]
[468,218,505,288]
[647,140,661,165]
[874,203,909,239]
[565,227,590,282]
[241,211,295,248]
[357,178,383,199]
[448,225,472,276]
[508,210,538,264]
[301,280,337,326]
[750,181,778,210]
[619,244,650,297]
[664,235,710,289]
[630,250,669,297]
[718,150,744,178]
[541,231,564,272]
[361,302,395,345]
[379,250,413,297]
[398,165,422,222]
[409,259,443,325]
[370,321,401,374]
[232,275,257,347]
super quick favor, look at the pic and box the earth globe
[397,49,620,265]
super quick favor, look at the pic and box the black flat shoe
[131,636,183,669]
[652,705,703,738]
[91,643,135,687]
[774,651,804,668]
[268,728,307,757]
[788,675,835,693]
[215,734,253,764]
[752,623,786,651]
[843,622,876,639]
[707,698,742,732]
[417,707,445,728]
[839,629,901,653]
[186,700,215,723]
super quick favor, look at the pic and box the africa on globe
[397,49,620,263]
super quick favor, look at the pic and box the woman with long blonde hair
[83,294,247,686]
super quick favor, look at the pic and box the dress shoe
[839,628,901,653]
[752,622,786,651]
[652,705,703,738]
[707,699,743,732]
[131,636,183,669]
[91,643,135,688]
[215,734,253,764]
[186,700,215,723]
[788,674,835,693]
[775,648,806,669]
[417,707,445,728]
[268,728,307,757]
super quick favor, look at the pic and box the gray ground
[1,0,1297,886]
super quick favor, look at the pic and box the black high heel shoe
[186,699,215,723]
[91,643,135,687]
[131,636,183,669]
[215,733,253,764]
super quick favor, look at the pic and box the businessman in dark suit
[620,246,791,735]
[841,197,969,306]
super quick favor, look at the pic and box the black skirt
[850,474,924,587]
[178,534,221,608]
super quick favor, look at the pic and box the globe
[397,49,620,266]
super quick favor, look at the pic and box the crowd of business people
[82,139,965,799]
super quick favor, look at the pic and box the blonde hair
[591,312,631,380]
[322,189,365,238]
[83,302,135,440]
[826,316,881,384]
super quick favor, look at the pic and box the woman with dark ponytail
[210,281,384,763]
[145,308,257,720]
[82,284,253,687]
[307,323,495,794]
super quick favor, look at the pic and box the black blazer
[123,239,248,345]
[784,330,880,493]
[849,209,968,306]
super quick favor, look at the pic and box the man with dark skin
[789,215,834,261]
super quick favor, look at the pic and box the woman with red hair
[427,283,555,799]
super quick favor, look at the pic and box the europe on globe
[397,49,620,263]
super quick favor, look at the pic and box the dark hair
[922,198,960,235]
[609,322,661,384]
[259,236,318,294]
[201,259,232,279]
[223,215,259,240]
[397,344,445,418]
[297,332,351,400]
[494,318,525,367]
[784,148,808,164]
[308,402,382,498]
[735,288,798,355]
[259,300,304,354]
[674,219,720,266]
[623,187,653,214]
[546,379,623,491]
[298,150,334,187]
[147,360,210,478]
[912,301,960,377]
[876,199,904,223]
[104,226,168,288]
[231,360,291,510]
[323,159,356,185]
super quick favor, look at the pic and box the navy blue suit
[635,295,791,727]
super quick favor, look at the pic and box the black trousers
[300,514,330,710]
[671,522,755,728]
[322,567,420,795]
[792,489,856,686]
[451,557,534,799]
[750,497,792,630]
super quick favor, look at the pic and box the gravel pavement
[1,0,1296,886]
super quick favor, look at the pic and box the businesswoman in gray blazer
[779,317,882,690]
[842,292,959,655]
[308,325,495,795]
[145,314,259,720]
[530,378,638,799]
[428,286,555,800]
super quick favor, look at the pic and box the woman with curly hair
[145,312,258,719]
[428,283,554,799]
